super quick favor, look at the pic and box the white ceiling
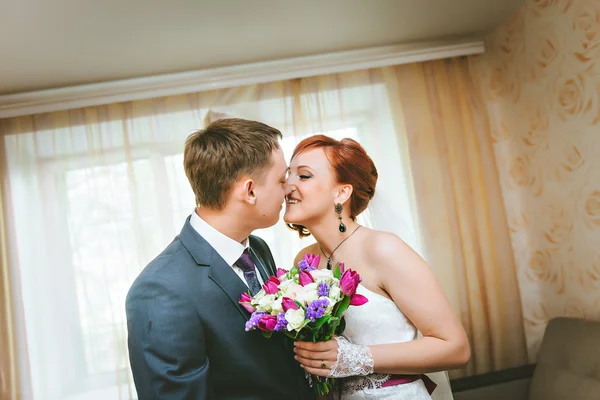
[0,0,524,95]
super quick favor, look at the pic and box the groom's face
[251,146,288,228]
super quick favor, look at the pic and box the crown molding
[0,37,484,118]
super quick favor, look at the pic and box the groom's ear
[242,178,257,205]
[334,184,353,205]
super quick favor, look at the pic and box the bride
[284,135,470,399]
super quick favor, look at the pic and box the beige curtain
[0,58,529,398]
[387,57,528,377]
[0,179,18,400]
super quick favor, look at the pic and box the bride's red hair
[288,135,378,237]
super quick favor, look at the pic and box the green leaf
[321,317,340,341]
[333,295,351,318]
[333,263,341,279]
[261,331,273,339]
[311,327,319,342]
[283,331,297,340]
[312,315,331,331]
[335,317,346,335]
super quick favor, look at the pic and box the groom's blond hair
[184,118,282,210]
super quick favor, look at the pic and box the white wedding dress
[338,185,454,399]
[338,284,454,400]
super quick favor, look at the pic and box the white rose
[304,293,319,305]
[299,282,319,304]
[255,294,276,312]
[271,296,283,315]
[283,283,307,302]
[310,269,334,281]
[328,286,341,302]
[325,299,335,315]
[278,278,293,290]
[252,290,265,304]
[286,308,306,331]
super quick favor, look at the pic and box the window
[5,82,418,399]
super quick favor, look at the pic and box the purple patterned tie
[235,248,262,296]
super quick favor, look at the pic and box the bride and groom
[126,118,470,399]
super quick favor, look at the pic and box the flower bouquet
[239,254,368,395]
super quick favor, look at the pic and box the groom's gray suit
[126,216,315,400]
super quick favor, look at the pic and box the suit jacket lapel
[208,256,250,320]
[179,217,250,320]
[249,248,270,283]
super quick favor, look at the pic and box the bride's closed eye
[299,175,312,180]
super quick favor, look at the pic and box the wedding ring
[321,362,326,369]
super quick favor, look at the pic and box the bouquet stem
[305,372,336,396]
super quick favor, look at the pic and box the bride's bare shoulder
[362,228,414,260]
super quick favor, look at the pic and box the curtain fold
[0,132,31,400]
[0,58,528,398]
[389,57,528,377]
[0,170,19,400]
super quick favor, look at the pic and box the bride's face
[284,148,338,226]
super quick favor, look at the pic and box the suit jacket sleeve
[126,275,212,400]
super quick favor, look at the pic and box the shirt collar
[189,209,248,266]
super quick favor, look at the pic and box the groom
[126,118,315,400]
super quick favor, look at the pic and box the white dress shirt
[190,210,264,286]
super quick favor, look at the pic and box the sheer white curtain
[1,71,416,399]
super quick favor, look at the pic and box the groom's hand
[293,339,339,377]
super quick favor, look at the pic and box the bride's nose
[284,182,296,196]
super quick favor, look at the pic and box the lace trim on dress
[341,373,392,395]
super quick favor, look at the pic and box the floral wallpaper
[471,0,600,361]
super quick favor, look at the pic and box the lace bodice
[338,284,435,399]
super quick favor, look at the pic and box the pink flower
[262,276,280,295]
[299,270,314,287]
[303,253,321,269]
[338,262,345,274]
[282,297,299,312]
[350,293,368,306]
[257,315,278,332]
[276,268,287,278]
[239,292,255,313]
[340,269,361,297]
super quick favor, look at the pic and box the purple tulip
[263,276,280,295]
[282,297,299,312]
[257,315,278,332]
[239,292,255,313]
[276,268,287,278]
[350,293,368,306]
[338,262,345,274]
[303,253,321,269]
[299,270,314,287]
[340,269,361,297]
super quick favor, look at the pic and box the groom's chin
[257,214,281,229]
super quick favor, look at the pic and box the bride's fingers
[294,353,337,368]
[301,364,330,377]
[294,340,337,353]
[294,347,336,361]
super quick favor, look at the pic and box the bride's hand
[294,336,375,378]
[293,339,339,377]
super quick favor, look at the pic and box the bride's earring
[335,203,346,233]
